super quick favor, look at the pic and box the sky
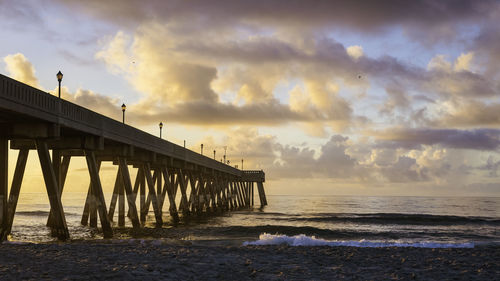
[1,0,499,196]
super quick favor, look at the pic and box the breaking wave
[243,233,475,248]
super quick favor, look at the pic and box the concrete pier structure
[0,74,266,241]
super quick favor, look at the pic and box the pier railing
[242,170,265,182]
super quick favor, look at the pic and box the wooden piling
[143,163,162,226]
[0,149,28,240]
[118,173,125,227]
[257,181,267,206]
[85,150,113,238]
[161,167,179,222]
[177,170,190,216]
[139,165,146,223]
[118,157,140,229]
[35,139,69,240]
[251,182,254,206]
[0,138,7,239]
[47,154,70,227]
[108,167,121,221]
[82,161,101,227]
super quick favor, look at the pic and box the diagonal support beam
[0,149,28,240]
[85,150,113,238]
[161,167,179,222]
[118,157,140,228]
[108,166,121,221]
[143,163,162,226]
[81,161,101,227]
[257,181,267,206]
[177,170,190,216]
[47,155,71,227]
[35,139,69,240]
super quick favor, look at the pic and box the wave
[243,233,475,248]
[184,225,495,242]
[15,211,80,217]
[261,212,500,226]
[15,211,50,216]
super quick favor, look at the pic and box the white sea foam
[243,233,475,248]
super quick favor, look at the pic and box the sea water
[7,193,500,248]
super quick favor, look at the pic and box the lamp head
[159,122,163,128]
[56,71,63,82]
[121,103,126,111]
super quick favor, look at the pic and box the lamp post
[56,71,63,98]
[201,144,204,155]
[159,122,163,139]
[213,150,216,160]
[223,146,227,164]
[241,159,244,170]
[121,103,126,124]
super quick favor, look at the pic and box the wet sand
[0,242,498,280]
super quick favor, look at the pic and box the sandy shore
[0,241,498,280]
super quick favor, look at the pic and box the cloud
[427,55,452,72]
[379,156,427,183]
[430,100,500,128]
[373,128,500,150]
[346,45,363,61]
[56,0,498,42]
[94,26,362,130]
[379,84,410,115]
[473,26,500,76]
[478,156,500,177]
[454,52,475,72]
[3,53,39,88]
[84,7,500,134]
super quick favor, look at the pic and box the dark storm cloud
[374,128,500,150]
[130,100,310,126]
[474,26,500,76]
[55,0,496,35]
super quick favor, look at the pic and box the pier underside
[0,137,266,241]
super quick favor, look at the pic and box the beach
[4,195,499,280]
[0,241,498,280]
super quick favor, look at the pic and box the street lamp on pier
[56,71,63,98]
[241,159,244,170]
[213,150,216,160]
[159,122,163,139]
[223,146,227,164]
[121,103,126,124]
[201,144,204,155]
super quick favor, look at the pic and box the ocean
[7,193,500,248]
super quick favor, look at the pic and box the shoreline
[1,241,498,280]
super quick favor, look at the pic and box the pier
[0,74,267,241]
